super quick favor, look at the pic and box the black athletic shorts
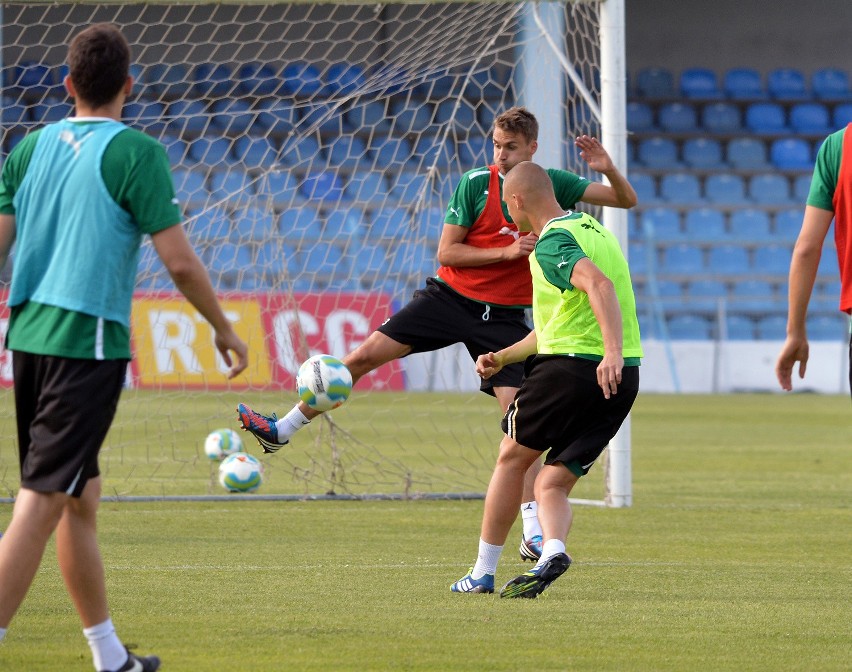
[377,278,532,395]
[501,355,639,477]
[13,352,127,497]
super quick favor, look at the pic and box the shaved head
[503,161,553,200]
[502,161,565,234]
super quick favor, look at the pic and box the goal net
[0,1,624,503]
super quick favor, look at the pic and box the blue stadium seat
[209,98,255,135]
[730,280,776,312]
[230,206,276,243]
[652,279,685,310]
[728,209,773,240]
[205,243,252,283]
[659,173,702,204]
[283,135,324,169]
[458,135,489,167]
[807,314,847,340]
[726,137,769,170]
[389,241,437,282]
[667,314,712,339]
[770,138,813,170]
[173,169,209,207]
[352,242,391,283]
[832,103,852,129]
[640,207,682,241]
[748,173,792,205]
[143,63,189,98]
[343,172,389,205]
[372,136,414,168]
[788,102,832,135]
[185,207,230,242]
[686,279,727,312]
[811,68,851,101]
[300,103,348,134]
[280,61,324,97]
[793,174,813,202]
[390,99,434,134]
[682,138,724,169]
[812,281,841,312]
[390,171,430,202]
[679,67,722,99]
[237,62,279,97]
[257,170,302,208]
[684,208,727,240]
[724,314,756,340]
[254,98,300,134]
[160,134,189,167]
[704,173,749,205]
[635,67,675,98]
[767,67,809,101]
[412,135,453,169]
[231,136,279,170]
[345,100,393,134]
[637,137,680,169]
[123,100,167,134]
[326,135,369,170]
[324,207,366,238]
[9,61,54,95]
[298,243,349,282]
[188,136,234,167]
[817,248,838,277]
[755,314,788,340]
[324,62,368,96]
[277,205,320,242]
[165,99,208,135]
[657,102,697,132]
[700,102,742,134]
[744,102,788,133]
[627,242,651,274]
[753,244,792,274]
[435,99,479,131]
[630,173,658,204]
[192,62,234,98]
[1,96,29,126]
[662,243,704,274]
[301,171,345,203]
[723,67,766,100]
[208,170,256,205]
[371,206,413,239]
[773,209,803,240]
[30,97,73,124]
[627,101,655,132]
[707,244,750,274]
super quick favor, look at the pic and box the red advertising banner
[0,291,404,391]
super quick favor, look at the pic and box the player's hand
[575,135,614,174]
[596,353,623,399]
[476,351,504,380]
[215,329,249,379]
[775,336,809,391]
[504,232,538,259]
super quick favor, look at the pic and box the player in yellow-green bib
[451,161,641,598]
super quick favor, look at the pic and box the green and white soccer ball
[296,354,353,411]
[204,428,244,461]
[218,452,263,493]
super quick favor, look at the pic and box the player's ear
[64,75,76,98]
[124,75,133,95]
[529,140,538,155]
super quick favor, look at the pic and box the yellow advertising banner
[130,295,270,388]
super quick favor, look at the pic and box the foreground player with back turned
[0,24,248,671]
[238,106,637,561]
[450,161,642,598]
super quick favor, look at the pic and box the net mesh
[0,1,607,499]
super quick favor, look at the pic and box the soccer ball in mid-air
[204,428,244,460]
[296,354,353,411]
[218,452,263,493]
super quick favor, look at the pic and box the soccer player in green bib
[451,161,642,598]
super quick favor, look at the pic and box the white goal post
[0,1,631,506]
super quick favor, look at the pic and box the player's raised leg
[238,331,411,452]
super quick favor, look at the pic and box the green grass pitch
[0,392,850,671]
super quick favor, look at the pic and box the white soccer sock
[275,405,311,442]
[520,501,543,540]
[83,618,127,672]
[536,539,567,568]
[0,626,7,642]
[471,539,503,579]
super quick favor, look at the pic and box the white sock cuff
[472,538,503,578]
[83,618,115,641]
[520,501,538,518]
[284,405,310,428]
[541,539,566,560]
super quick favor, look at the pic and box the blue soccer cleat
[519,534,543,562]
[99,646,161,672]
[500,552,572,599]
[450,568,495,594]
[237,403,288,454]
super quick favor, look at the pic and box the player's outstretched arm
[151,224,248,379]
[476,330,538,379]
[574,135,637,209]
